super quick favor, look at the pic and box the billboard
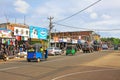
[29,26,48,40]
[0,30,12,38]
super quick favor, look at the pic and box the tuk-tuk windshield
[28,47,35,52]
[66,46,72,49]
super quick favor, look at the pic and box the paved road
[0,50,120,80]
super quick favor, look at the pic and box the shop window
[21,29,24,34]
[16,29,18,34]
[26,30,28,35]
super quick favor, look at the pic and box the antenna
[15,17,17,23]
[4,12,9,23]
[24,15,26,25]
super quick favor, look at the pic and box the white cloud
[101,14,111,19]
[14,0,30,14]
[90,12,98,19]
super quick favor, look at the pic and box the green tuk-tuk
[66,45,77,55]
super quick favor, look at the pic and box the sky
[0,0,120,38]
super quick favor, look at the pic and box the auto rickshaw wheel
[37,58,40,62]
[45,58,47,61]
[3,54,9,61]
[27,59,31,62]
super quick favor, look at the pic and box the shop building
[51,31,100,48]
[0,22,29,55]
[0,22,29,41]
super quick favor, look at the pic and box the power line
[55,23,92,30]
[55,23,120,31]
[54,0,101,23]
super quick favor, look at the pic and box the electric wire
[54,0,101,23]
[55,23,120,31]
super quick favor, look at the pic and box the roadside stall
[0,29,15,61]
[13,26,29,57]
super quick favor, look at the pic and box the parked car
[82,42,94,53]
[102,44,108,50]
[47,47,62,56]
[17,51,27,58]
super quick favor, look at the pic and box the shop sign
[59,38,67,42]
[14,27,29,37]
[0,30,12,38]
[79,36,81,39]
[67,37,71,43]
[72,39,78,43]
[53,37,59,42]
[29,26,48,40]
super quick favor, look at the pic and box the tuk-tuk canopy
[27,43,42,52]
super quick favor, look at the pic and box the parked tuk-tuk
[66,45,77,56]
[27,43,48,62]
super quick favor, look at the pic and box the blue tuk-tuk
[27,43,48,62]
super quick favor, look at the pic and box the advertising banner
[0,30,12,38]
[29,26,48,40]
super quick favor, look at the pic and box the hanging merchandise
[12,39,15,46]
[10,40,13,45]
[22,36,24,40]
[24,37,28,41]
[16,36,21,41]
[8,39,10,45]
[2,39,6,44]
[0,38,2,44]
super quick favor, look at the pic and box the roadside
[81,50,120,68]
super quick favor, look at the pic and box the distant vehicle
[47,47,62,56]
[66,45,77,56]
[82,42,94,53]
[93,40,102,51]
[17,51,27,58]
[102,44,108,50]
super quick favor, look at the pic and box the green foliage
[101,37,120,45]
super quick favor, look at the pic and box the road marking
[0,67,19,71]
[51,68,120,80]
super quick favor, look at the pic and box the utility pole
[55,29,57,47]
[48,16,54,47]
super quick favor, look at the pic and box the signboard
[53,37,59,42]
[29,26,48,40]
[0,30,12,38]
[14,27,29,37]
[72,39,78,43]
